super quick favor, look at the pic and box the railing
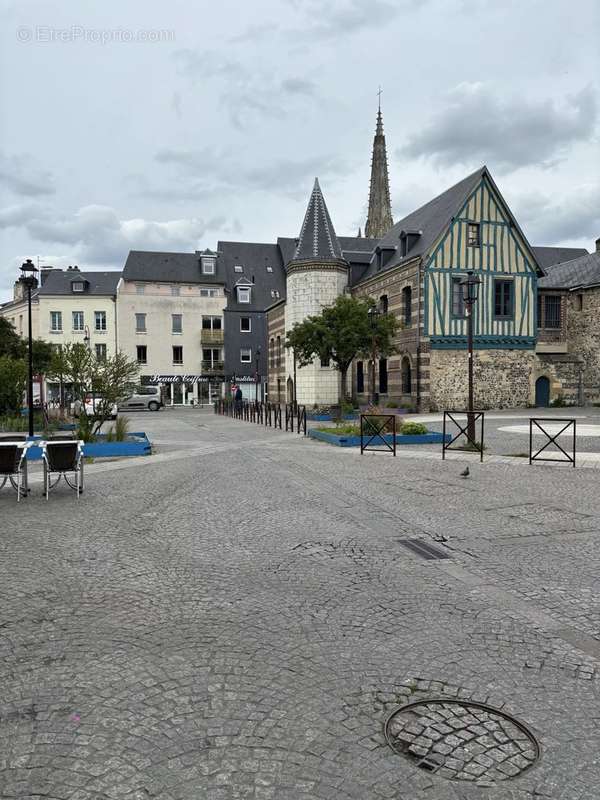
[442,411,485,462]
[529,417,576,467]
[215,400,304,436]
[200,330,224,345]
[360,414,396,456]
[201,360,224,373]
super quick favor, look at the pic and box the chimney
[596,237,600,253]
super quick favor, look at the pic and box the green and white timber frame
[424,171,539,350]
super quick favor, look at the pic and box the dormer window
[237,286,251,303]
[234,265,243,273]
[71,281,85,293]
[201,256,216,275]
[266,265,273,273]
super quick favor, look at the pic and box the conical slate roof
[291,178,343,263]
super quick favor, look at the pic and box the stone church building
[265,106,596,410]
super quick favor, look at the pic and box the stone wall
[429,349,537,410]
[535,354,583,404]
[566,288,600,403]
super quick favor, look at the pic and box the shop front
[141,374,224,406]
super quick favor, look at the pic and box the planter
[307,413,358,422]
[24,432,152,459]
[308,429,451,448]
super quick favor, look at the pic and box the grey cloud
[288,0,422,40]
[280,78,316,95]
[173,49,244,82]
[227,23,279,43]
[0,152,56,196]
[399,83,598,172]
[515,183,600,244]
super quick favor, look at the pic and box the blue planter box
[307,413,358,421]
[24,432,151,459]
[308,429,451,448]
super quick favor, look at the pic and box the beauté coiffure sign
[149,374,255,383]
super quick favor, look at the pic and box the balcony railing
[201,329,224,344]
[202,360,224,373]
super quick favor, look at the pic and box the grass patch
[315,421,429,437]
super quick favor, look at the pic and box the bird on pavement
[460,466,470,478]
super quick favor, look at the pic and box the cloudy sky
[1,0,598,300]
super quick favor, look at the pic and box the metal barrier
[442,411,485,462]
[273,404,282,430]
[296,405,307,435]
[285,404,294,432]
[360,414,396,456]
[529,417,576,468]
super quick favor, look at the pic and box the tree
[0,318,25,360]
[285,295,398,401]
[0,357,27,416]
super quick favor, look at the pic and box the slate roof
[38,269,121,296]
[217,241,286,311]
[533,246,589,271]
[123,251,224,284]
[291,178,343,263]
[359,168,485,281]
[538,251,600,290]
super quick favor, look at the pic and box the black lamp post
[19,259,38,437]
[460,270,481,442]
[368,305,379,406]
[255,346,261,404]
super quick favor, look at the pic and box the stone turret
[365,102,394,238]
[285,178,348,405]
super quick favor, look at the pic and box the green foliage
[286,295,398,399]
[386,400,399,408]
[107,415,130,442]
[0,411,56,433]
[76,413,96,443]
[0,318,24,359]
[399,421,428,435]
[0,357,27,415]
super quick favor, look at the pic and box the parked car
[118,385,163,412]
[71,394,118,419]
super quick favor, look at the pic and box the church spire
[365,94,393,239]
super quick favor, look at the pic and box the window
[136,345,147,364]
[467,222,480,247]
[357,361,364,394]
[240,347,252,363]
[237,287,251,303]
[451,277,465,317]
[50,311,62,331]
[95,343,107,360]
[493,279,513,319]
[72,311,84,331]
[538,295,561,329]
[576,294,584,311]
[171,285,180,296]
[136,284,145,295]
[402,286,412,325]
[379,358,388,394]
[234,265,243,273]
[270,289,280,299]
[240,317,251,332]
[320,356,330,368]
[269,338,275,369]
[380,294,388,314]
[71,281,85,292]
[201,256,216,274]
[401,357,412,394]
[266,265,273,273]
[202,348,221,366]
[200,288,219,298]
[276,336,282,367]
[95,311,107,331]
[135,313,146,332]
[172,314,183,334]
[202,316,222,330]
[172,346,183,364]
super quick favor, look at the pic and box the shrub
[114,415,130,441]
[386,400,399,408]
[77,414,96,443]
[400,421,428,435]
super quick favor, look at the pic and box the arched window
[402,286,412,326]
[276,336,282,367]
[401,356,412,395]
[269,338,275,369]
[380,294,388,313]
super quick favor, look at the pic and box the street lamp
[255,346,261,404]
[19,259,38,437]
[368,305,379,406]
[460,270,481,442]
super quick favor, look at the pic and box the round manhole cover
[385,699,539,784]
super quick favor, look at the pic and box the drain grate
[385,699,539,785]
[397,539,450,560]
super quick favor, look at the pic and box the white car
[72,394,118,419]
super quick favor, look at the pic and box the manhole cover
[385,699,539,784]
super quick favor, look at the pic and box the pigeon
[460,466,470,478]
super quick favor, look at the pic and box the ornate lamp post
[255,346,261,404]
[19,259,38,437]
[460,270,481,442]
[368,305,379,406]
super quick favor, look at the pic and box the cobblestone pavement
[2,408,600,799]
